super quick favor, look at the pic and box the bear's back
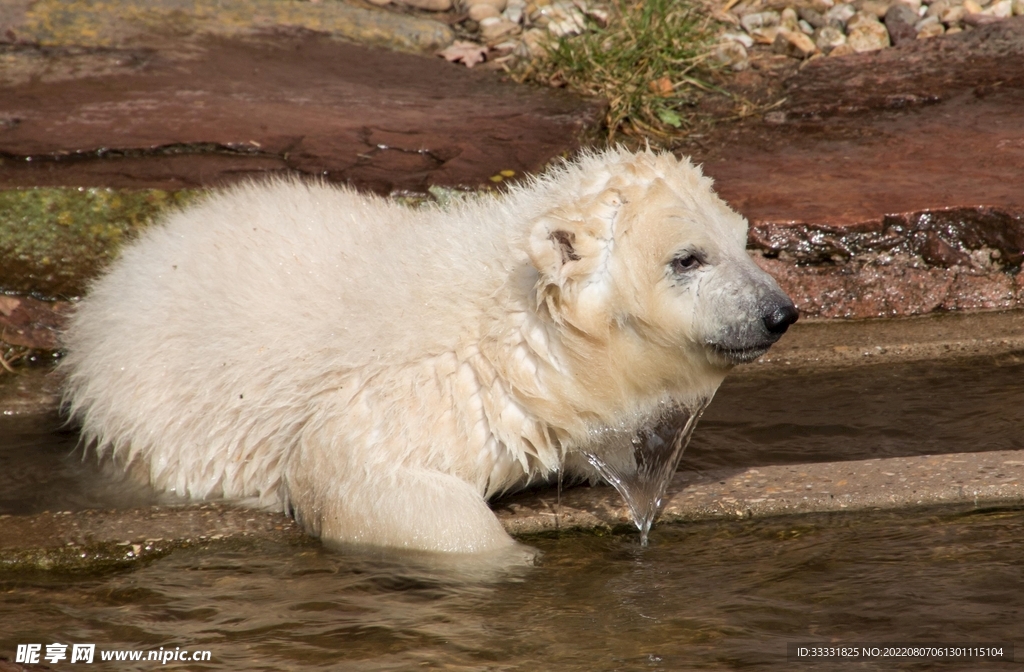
[61,180,524,504]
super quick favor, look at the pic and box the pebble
[857,0,892,17]
[884,2,919,44]
[722,31,755,47]
[799,6,828,27]
[715,0,1022,65]
[826,3,857,25]
[781,7,801,30]
[411,0,1023,80]
[815,24,848,51]
[917,19,946,35]
[480,16,520,42]
[741,10,782,32]
[773,27,818,57]
[714,40,751,70]
[985,0,1013,17]
[848,17,891,50]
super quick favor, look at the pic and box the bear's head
[528,149,797,408]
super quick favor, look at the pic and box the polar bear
[61,148,797,553]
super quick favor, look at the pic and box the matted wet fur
[61,148,796,553]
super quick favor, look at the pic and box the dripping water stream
[582,396,712,545]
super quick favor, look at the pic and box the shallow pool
[1,506,1020,670]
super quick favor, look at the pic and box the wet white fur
[62,148,776,553]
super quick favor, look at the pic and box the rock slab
[694,17,1024,318]
[0,33,604,194]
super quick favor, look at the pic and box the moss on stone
[0,187,196,299]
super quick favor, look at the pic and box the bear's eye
[671,253,703,274]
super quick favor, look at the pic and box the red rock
[0,34,604,194]
[691,17,1024,318]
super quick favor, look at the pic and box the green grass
[519,0,717,143]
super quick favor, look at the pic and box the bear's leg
[302,466,516,554]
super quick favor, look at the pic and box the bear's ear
[527,187,625,290]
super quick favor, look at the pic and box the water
[583,399,710,545]
[0,415,163,516]
[683,353,1024,471]
[0,506,1020,671]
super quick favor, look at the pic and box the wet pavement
[499,450,1024,537]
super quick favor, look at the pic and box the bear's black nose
[763,303,799,335]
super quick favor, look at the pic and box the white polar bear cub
[61,148,797,553]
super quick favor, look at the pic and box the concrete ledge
[740,309,1024,372]
[0,504,305,572]
[1,449,1020,569]
[497,450,1024,536]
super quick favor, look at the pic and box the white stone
[915,13,941,28]
[917,19,946,35]
[825,3,857,23]
[799,18,816,32]
[741,10,781,33]
[848,19,891,49]
[962,0,983,12]
[503,0,525,24]
[1013,0,1024,15]
[713,41,750,70]
[535,2,587,36]
[983,0,1012,16]
[721,31,756,47]
[815,24,848,51]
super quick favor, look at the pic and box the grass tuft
[518,0,718,143]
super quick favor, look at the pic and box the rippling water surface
[1,507,1021,671]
